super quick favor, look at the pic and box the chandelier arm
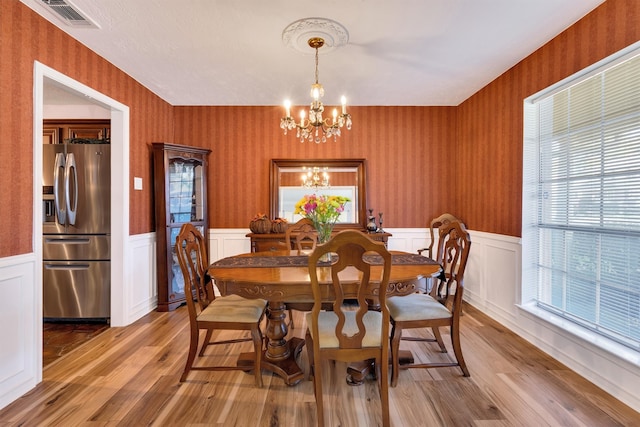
[320,118,338,132]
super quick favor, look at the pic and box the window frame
[522,41,640,356]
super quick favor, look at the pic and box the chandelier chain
[314,46,319,85]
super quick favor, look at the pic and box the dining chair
[417,213,463,261]
[388,220,471,387]
[284,218,319,329]
[285,217,318,253]
[414,213,464,352]
[305,230,392,427]
[175,223,267,387]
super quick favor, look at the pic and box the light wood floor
[1,303,638,426]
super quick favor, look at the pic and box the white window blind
[523,44,640,352]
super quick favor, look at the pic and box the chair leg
[180,325,200,382]
[305,330,324,425]
[390,322,402,387]
[450,322,470,377]
[251,326,264,387]
[313,358,324,427]
[432,326,447,353]
[378,355,391,427]
[198,328,214,356]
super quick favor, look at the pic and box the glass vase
[315,222,333,262]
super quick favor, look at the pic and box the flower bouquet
[293,194,350,244]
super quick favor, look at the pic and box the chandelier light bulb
[284,100,291,118]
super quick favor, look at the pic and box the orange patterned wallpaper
[1,0,638,258]
[0,0,174,257]
[455,0,640,237]
[173,106,457,229]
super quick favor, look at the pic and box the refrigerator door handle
[44,237,91,244]
[53,152,66,225]
[65,153,78,225]
[44,263,91,271]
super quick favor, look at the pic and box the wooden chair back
[431,220,471,311]
[285,218,318,252]
[419,213,463,258]
[175,223,213,316]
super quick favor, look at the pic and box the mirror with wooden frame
[270,159,367,231]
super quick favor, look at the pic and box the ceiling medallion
[282,17,349,54]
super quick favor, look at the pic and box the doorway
[33,62,130,376]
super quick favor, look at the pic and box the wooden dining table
[208,249,442,386]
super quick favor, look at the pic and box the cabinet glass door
[169,224,205,295]
[168,158,205,224]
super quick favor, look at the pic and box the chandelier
[280,37,352,144]
[301,166,330,189]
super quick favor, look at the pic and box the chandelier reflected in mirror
[301,166,330,189]
[280,36,352,143]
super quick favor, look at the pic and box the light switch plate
[134,177,143,190]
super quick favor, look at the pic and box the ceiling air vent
[38,0,100,28]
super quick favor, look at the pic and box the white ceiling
[25,0,604,107]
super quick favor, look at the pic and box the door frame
[33,63,131,350]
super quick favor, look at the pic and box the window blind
[523,44,640,351]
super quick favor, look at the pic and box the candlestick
[284,100,291,118]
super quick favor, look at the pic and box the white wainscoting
[0,253,39,410]
[207,227,429,262]
[208,228,252,262]
[124,232,157,324]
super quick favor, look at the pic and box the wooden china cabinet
[153,142,211,311]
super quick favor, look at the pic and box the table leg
[237,300,305,386]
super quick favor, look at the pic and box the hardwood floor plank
[88,346,172,422]
[550,370,640,427]
[389,380,445,426]
[497,372,591,427]
[116,375,181,426]
[0,303,637,426]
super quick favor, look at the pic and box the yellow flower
[295,194,350,242]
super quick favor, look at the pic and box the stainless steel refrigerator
[43,142,110,320]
